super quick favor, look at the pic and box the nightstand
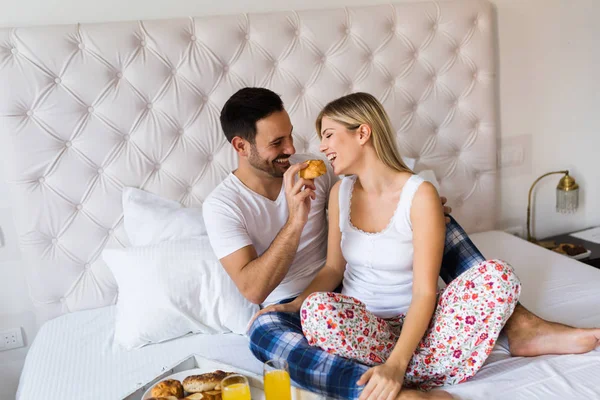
[539,230,600,269]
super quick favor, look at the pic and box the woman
[259,92,521,400]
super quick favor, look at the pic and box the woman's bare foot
[396,389,454,399]
[505,304,600,357]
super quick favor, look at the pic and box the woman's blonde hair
[316,92,413,173]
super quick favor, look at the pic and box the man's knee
[248,312,283,359]
[248,311,286,338]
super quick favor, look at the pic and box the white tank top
[339,174,425,318]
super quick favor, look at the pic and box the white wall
[0,0,598,397]
[0,172,37,400]
[494,0,600,239]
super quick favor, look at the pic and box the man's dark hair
[220,87,284,143]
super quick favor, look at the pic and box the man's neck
[233,164,283,201]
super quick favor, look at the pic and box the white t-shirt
[203,154,337,306]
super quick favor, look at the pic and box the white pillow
[103,237,259,350]
[403,157,416,170]
[122,187,206,246]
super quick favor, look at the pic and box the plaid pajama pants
[248,216,487,399]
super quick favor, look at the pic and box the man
[203,87,600,400]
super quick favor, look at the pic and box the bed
[0,0,598,399]
[15,231,600,400]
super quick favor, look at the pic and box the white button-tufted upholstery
[0,0,497,322]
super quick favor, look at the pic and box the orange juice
[264,369,291,400]
[222,382,251,400]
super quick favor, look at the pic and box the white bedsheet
[443,230,600,399]
[17,231,600,400]
[16,306,264,400]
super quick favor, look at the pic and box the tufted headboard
[0,0,497,321]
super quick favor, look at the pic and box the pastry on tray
[183,393,206,400]
[149,369,238,400]
[199,390,222,400]
[150,379,184,398]
[147,397,179,400]
[552,243,587,256]
[183,370,236,393]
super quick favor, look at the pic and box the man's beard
[248,144,290,178]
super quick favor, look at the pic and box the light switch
[497,134,532,176]
[499,145,524,167]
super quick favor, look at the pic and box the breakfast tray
[123,354,327,400]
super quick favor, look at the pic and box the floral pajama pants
[300,259,521,389]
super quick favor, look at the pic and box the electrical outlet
[0,327,25,351]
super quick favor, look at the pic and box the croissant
[150,379,184,398]
[298,160,327,179]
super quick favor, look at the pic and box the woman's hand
[357,362,406,400]
[247,299,303,332]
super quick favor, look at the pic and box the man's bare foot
[505,304,600,357]
[396,389,453,400]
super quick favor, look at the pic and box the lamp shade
[527,170,580,242]
[556,174,579,213]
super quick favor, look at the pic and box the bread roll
[299,160,326,179]
[183,370,234,393]
[150,379,184,398]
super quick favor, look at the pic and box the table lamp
[527,170,579,243]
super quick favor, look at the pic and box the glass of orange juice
[221,374,252,400]
[263,359,291,400]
